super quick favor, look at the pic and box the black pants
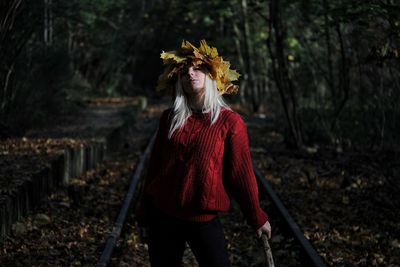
[147,207,231,267]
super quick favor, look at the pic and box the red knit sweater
[140,107,268,230]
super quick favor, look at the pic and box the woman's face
[180,65,206,96]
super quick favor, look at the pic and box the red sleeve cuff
[251,209,269,230]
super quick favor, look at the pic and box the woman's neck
[189,102,203,112]
[188,92,205,111]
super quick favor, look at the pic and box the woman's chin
[183,86,204,96]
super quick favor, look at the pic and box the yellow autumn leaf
[181,40,197,51]
[216,79,224,91]
[160,51,186,63]
[224,84,239,94]
[199,39,218,58]
[193,49,205,60]
[227,69,240,81]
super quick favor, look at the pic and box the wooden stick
[261,234,275,267]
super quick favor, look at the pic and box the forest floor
[1,99,399,266]
[0,98,162,266]
[247,115,400,266]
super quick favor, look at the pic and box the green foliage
[274,0,400,148]
[1,0,400,148]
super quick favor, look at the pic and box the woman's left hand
[257,220,272,239]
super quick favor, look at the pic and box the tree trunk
[240,0,259,112]
[0,0,22,115]
[323,0,335,105]
[49,0,53,45]
[268,0,303,148]
[44,0,53,46]
[330,23,350,132]
[233,22,247,104]
[44,0,48,45]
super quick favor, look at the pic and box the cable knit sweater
[139,107,268,230]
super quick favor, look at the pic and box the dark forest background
[1,0,399,150]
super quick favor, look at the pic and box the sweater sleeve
[224,114,269,230]
[136,109,170,226]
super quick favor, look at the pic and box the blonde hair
[168,75,231,138]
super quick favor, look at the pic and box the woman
[137,40,271,267]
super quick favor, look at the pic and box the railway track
[254,167,326,267]
[97,130,327,267]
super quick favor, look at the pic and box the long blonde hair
[168,75,231,138]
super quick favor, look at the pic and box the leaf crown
[157,40,240,95]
